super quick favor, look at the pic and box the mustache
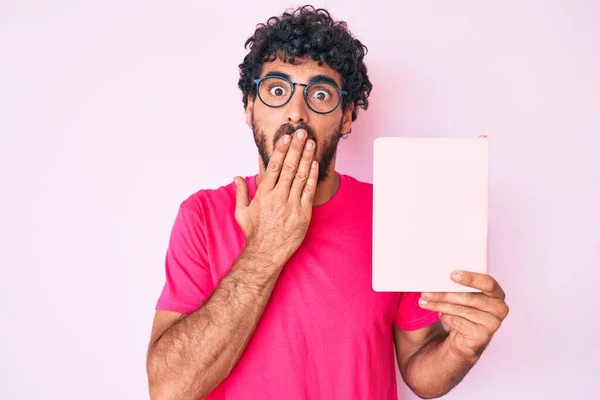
[274,122,317,144]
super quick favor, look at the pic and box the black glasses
[254,76,347,114]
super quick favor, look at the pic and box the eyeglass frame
[253,76,348,115]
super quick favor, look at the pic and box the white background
[1,1,598,399]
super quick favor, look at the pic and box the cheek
[315,117,341,139]
[252,112,272,133]
[255,108,282,131]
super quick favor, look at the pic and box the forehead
[259,57,343,88]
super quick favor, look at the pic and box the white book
[372,136,490,293]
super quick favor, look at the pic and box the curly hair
[238,5,372,122]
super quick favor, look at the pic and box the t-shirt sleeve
[155,200,214,315]
[393,292,441,331]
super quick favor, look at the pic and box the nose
[284,85,310,124]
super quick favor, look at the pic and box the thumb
[234,176,249,211]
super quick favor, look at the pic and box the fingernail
[418,298,428,306]
[311,160,317,169]
[452,272,462,282]
[305,140,313,150]
[422,292,433,299]
[296,130,305,140]
[233,177,238,186]
[282,135,291,144]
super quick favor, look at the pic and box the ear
[341,103,354,135]
[245,95,255,126]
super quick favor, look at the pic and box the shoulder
[177,175,255,219]
[341,173,373,199]
[344,174,372,189]
[182,180,234,210]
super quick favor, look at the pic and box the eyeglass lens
[257,77,341,113]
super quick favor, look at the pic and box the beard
[250,111,343,184]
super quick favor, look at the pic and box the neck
[255,162,340,207]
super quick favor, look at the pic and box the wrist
[244,238,293,267]
[241,241,289,269]
[443,338,481,366]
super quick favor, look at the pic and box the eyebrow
[263,71,342,89]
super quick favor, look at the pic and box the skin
[395,271,510,398]
[146,128,319,399]
[246,57,354,207]
[146,57,509,399]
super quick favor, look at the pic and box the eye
[311,87,332,101]
[268,84,288,97]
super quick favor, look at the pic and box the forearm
[147,247,285,399]
[403,333,479,399]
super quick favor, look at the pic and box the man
[146,5,509,399]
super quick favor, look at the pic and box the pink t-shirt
[156,173,440,399]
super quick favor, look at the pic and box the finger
[421,292,508,320]
[419,298,501,331]
[275,129,308,194]
[300,160,319,208]
[451,271,506,299]
[234,176,249,211]
[289,139,316,200]
[260,134,292,191]
[440,314,479,335]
